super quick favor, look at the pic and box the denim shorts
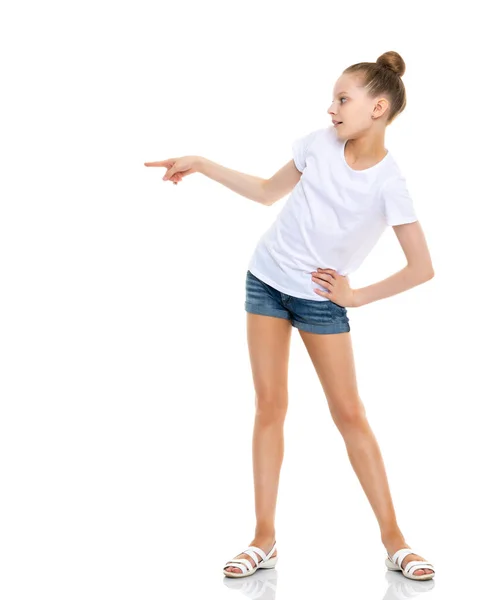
[244,270,350,334]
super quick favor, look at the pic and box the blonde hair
[343,51,407,125]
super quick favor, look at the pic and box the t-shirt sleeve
[381,174,418,226]
[292,129,319,172]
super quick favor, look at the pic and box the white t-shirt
[247,125,418,301]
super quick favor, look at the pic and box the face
[328,73,389,138]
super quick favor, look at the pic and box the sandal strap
[245,546,266,563]
[404,560,435,575]
[224,541,277,573]
[265,541,277,560]
[245,541,277,563]
[224,562,247,573]
[224,558,251,572]
[391,548,415,568]
[243,548,262,566]
[389,548,434,573]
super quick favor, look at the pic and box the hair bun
[376,51,406,77]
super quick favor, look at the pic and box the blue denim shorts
[245,270,350,334]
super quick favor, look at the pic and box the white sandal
[223,541,278,578]
[385,548,435,580]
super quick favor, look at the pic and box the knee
[255,391,288,423]
[330,398,367,432]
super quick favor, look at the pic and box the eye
[340,97,347,103]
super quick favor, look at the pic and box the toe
[225,552,255,575]
[415,568,434,576]
[399,553,434,577]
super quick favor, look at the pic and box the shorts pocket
[329,300,348,315]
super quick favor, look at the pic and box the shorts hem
[292,320,350,334]
[244,302,291,320]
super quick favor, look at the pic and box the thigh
[298,330,364,423]
[247,312,292,409]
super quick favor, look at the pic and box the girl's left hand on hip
[311,268,356,308]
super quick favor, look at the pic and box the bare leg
[298,330,434,576]
[224,313,292,574]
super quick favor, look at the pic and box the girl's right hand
[144,155,200,185]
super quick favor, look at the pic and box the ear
[373,97,390,119]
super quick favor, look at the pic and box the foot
[384,539,434,576]
[224,536,277,574]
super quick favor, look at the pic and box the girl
[145,50,436,582]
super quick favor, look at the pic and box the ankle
[253,529,276,542]
[381,526,405,546]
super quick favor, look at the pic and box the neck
[344,131,387,161]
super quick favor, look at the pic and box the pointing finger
[144,161,168,167]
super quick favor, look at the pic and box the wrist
[352,289,362,308]
[194,156,207,172]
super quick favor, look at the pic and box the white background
[1,1,477,598]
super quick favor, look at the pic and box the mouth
[333,121,343,127]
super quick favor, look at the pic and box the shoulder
[294,126,331,147]
[309,126,333,146]
[292,127,329,171]
[379,159,406,194]
[292,126,341,172]
[293,126,332,158]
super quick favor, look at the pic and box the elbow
[262,191,279,206]
[261,195,274,207]
[422,270,435,283]
[409,265,435,282]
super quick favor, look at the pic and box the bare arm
[353,221,435,307]
[195,157,301,206]
[263,159,302,205]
